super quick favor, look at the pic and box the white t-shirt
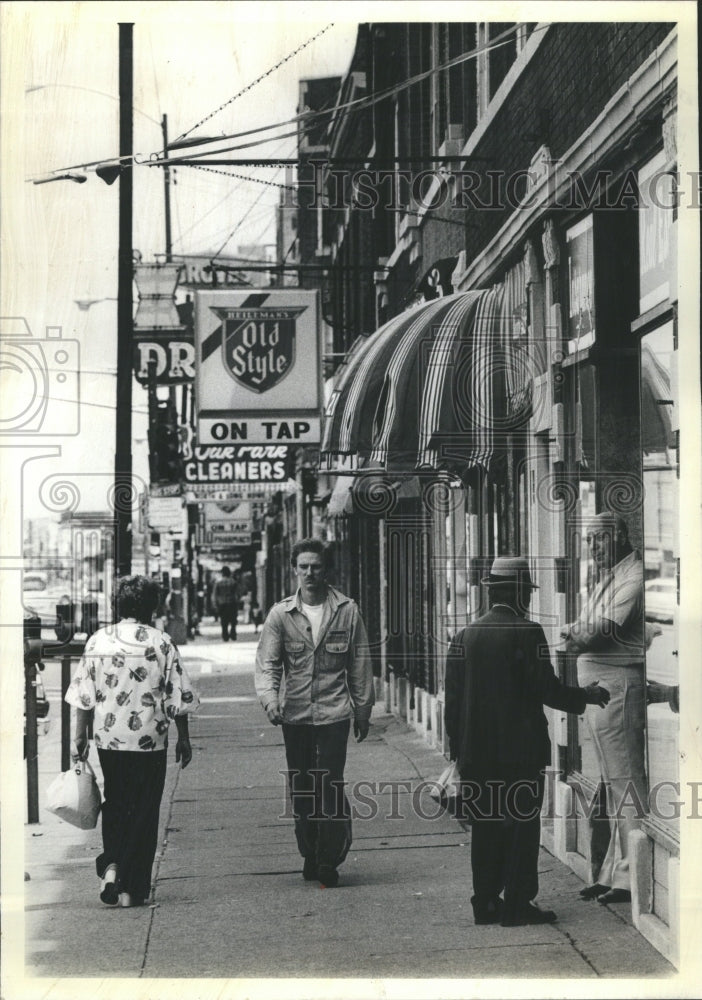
[301,601,325,644]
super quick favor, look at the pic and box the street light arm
[74,298,119,311]
[30,172,88,185]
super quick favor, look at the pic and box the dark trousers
[218,603,237,641]
[97,749,167,901]
[282,720,352,871]
[469,774,545,920]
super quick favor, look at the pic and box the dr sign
[195,289,322,444]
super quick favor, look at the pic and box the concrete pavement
[14,619,678,995]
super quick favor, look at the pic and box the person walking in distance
[255,538,374,888]
[563,511,647,905]
[445,556,610,927]
[212,565,239,642]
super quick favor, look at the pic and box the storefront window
[574,481,600,783]
[640,322,678,832]
[638,151,677,313]
[443,489,471,640]
[565,215,595,355]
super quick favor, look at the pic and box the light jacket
[255,585,375,725]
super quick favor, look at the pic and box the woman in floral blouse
[66,575,199,908]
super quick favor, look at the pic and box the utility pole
[162,113,173,263]
[115,21,133,578]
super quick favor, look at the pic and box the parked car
[644,578,676,624]
[22,572,66,627]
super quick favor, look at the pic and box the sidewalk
[16,620,676,993]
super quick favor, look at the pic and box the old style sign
[218,304,306,394]
[195,289,321,444]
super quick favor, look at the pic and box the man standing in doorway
[255,538,374,888]
[212,565,240,642]
[563,511,647,905]
[445,556,610,926]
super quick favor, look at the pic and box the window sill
[641,814,680,857]
[630,301,676,337]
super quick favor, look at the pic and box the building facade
[282,20,690,964]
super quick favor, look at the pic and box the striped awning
[320,296,455,463]
[321,281,532,479]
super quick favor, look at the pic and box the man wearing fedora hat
[445,555,610,927]
[562,511,647,906]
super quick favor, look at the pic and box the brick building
[276,19,697,964]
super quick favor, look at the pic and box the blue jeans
[282,719,352,870]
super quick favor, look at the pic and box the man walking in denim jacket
[255,538,375,887]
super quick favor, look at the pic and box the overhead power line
[188,163,296,191]
[32,22,534,181]
[148,24,528,166]
[174,23,336,144]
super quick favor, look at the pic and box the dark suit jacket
[444,606,587,784]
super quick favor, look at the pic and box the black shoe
[579,882,610,900]
[501,903,557,927]
[99,864,119,906]
[302,857,317,881]
[597,888,631,904]
[318,865,339,888]
[472,896,504,925]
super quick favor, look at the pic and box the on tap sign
[199,500,254,547]
[195,289,321,444]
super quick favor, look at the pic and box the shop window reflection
[575,481,600,785]
[641,322,678,832]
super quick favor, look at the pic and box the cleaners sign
[195,289,321,444]
[183,443,291,485]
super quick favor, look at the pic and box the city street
[2,10,697,999]
[19,621,674,988]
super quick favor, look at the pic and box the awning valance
[320,282,532,479]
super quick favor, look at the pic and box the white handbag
[429,760,463,815]
[45,759,102,829]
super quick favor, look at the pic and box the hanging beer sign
[195,289,321,444]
